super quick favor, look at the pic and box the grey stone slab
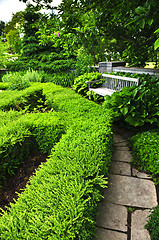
[132,168,151,179]
[109,161,131,176]
[96,202,127,232]
[104,175,158,208]
[114,142,128,147]
[95,228,127,240]
[131,210,151,240]
[113,134,127,144]
[114,146,130,151]
[112,150,132,162]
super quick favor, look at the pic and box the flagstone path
[94,125,158,240]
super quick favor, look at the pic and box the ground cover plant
[0,82,113,239]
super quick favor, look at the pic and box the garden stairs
[95,125,158,240]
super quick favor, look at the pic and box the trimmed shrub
[0,82,9,90]
[130,130,159,183]
[0,85,43,111]
[0,82,113,239]
[0,112,65,186]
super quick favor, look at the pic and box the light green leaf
[148,19,153,25]
[135,6,147,15]
[154,38,159,50]
[154,28,159,34]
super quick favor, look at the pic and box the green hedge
[130,130,159,183]
[0,112,65,186]
[0,85,44,111]
[0,82,9,90]
[0,82,113,239]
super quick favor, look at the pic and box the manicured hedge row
[130,130,159,240]
[0,85,44,111]
[0,112,65,187]
[0,83,113,239]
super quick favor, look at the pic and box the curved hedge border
[0,83,113,239]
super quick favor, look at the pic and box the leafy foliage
[23,69,42,82]
[72,72,102,95]
[145,205,159,240]
[75,47,94,76]
[44,71,76,87]
[2,72,30,90]
[8,5,75,73]
[0,84,43,111]
[104,73,159,128]
[130,130,159,183]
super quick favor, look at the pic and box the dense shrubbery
[2,72,30,90]
[0,82,9,90]
[0,87,65,185]
[44,71,76,87]
[0,85,43,111]
[72,72,102,95]
[0,82,113,239]
[103,73,159,128]
[130,130,159,183]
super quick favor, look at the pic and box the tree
[8,3,75,72]
[19,0,158,67]
[57,0,158,66]
[0,21,5,36]
[0,38,9,68]
[4,11,24,35]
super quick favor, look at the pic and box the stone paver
[96,131,158,240]
[113,133,128,144]
[96,202,127,232]
[109,161,131,176]
[114,146,130,151]
[132,168,151,180]
[112,150,132,162]
[95,228,127,240]
[131,210,151,240]
[103,174,158,208]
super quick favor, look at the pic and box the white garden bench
[86,73,139,96]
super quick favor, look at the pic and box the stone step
[96,202,127,232]
[131,210,151,240]
[109,161,131,176]
[103,174,158,208]
[112,150,132,162]
[95,228,127,240]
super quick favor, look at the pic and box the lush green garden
[0,0,159,239]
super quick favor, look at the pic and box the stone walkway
[95,126,158,240]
